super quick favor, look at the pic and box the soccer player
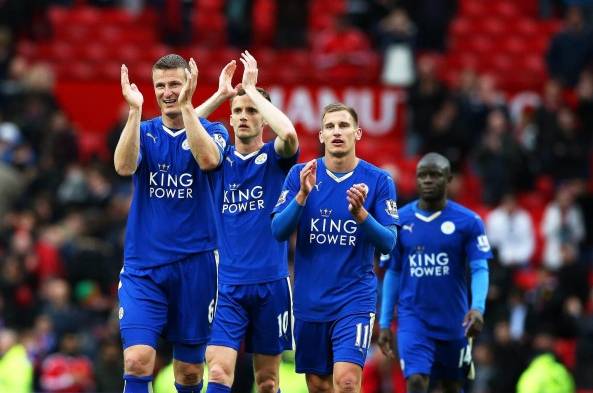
[271,103,399,393]
[192,51,299,393]
[114,55,229,393]
[377,152,491,393]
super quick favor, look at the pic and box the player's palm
[179,58,198,105]
[219,60,239,99]
[121,65,143,109]
[300,160,317,196]
[240,50,258,89]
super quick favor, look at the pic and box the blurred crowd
[0,0,592,392]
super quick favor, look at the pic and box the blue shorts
[397,329,471,381]
[209,278,293,355]
[118,250,218,363]
[294,312,375,375]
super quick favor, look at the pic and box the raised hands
[347,183,369,223]
[121,64,143,110]
[179,57,198,107]
[297,160,317,204]
[218,60,240,99]
[240,50,258,90]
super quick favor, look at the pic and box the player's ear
[355,127,362,141]
[318,129,324,144]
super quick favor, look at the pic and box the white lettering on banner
[269,86,401,136]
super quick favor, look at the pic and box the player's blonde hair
[321,103,359,127]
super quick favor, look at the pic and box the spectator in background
[0,328,33,393]
[541,183,585,270]
[516,330,575,393]
[546,5,593,87]
[275,0,308,48]
[40,332,95,393]
[406,54,448,155]
[404,0,457,51]
[487,193,536,267]
[374,7,417,52]
[227,0,253,47]
[473,110,529,205]
[545,106,590,182]
[423,98,466,170]
[490,320,529,393]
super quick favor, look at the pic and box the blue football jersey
[387,200,493,339]
[123,116,229,269]
[273,158,399,322]
[208,141,297,284]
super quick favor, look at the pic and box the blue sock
[175,381,204,393]
[123,375,152,393]
[205,382,231,393]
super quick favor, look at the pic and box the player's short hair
[152,54,189,72]
[321,103,359,127]
[231,87,271,106]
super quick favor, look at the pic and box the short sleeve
[203,120,230,162]
[372,173,400,227]
[272,164,302,216]
[465,215,494,261]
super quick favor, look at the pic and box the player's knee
[334,372,359,393]
[174,362,202,386]
[306,375,333,393]
[256,378,277,393]
[124,349,154,376]
[407,374,429,393]
[207,362,234,385]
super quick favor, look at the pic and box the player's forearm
[470,259,489,313]
[271,198,303,241]
[379,268,400,328]
[114,107,141,176]
[182,105,221,170]
[244,86,298,157]
[194,90,227,118]
[360,215,397,254]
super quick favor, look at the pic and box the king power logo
[409,252,450,277]
[149,164,194,199]
[308,208,358,246]
[222,185,265,213]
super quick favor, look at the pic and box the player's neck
[162,113,184,130]
[235,136,264,155]
[324,154,359,173]
[418,198,447,212]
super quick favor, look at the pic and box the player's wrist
[353,209,368,224]
[296,190,309,205]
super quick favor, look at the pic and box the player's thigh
[250,278,293,355]
[331,313,376,369]
[294,319,333,376]
[118,266,167,349]
[396,329,436,379]
[166,251,218,344]
[432,337,470,383]
[333,361,362,392]
[209,283,250,351]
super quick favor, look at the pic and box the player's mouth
[238,124,250,130]
[163,98,177,106]
[331,138,344,146]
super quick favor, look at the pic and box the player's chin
[162,106,182,117]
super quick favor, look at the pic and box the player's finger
[130,83,138,92]
[121,64,129,87]
[239,58,247,70]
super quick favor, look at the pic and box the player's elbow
[197,154,220,171]
[114,161,136,176]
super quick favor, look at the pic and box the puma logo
[146,133,157,143]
